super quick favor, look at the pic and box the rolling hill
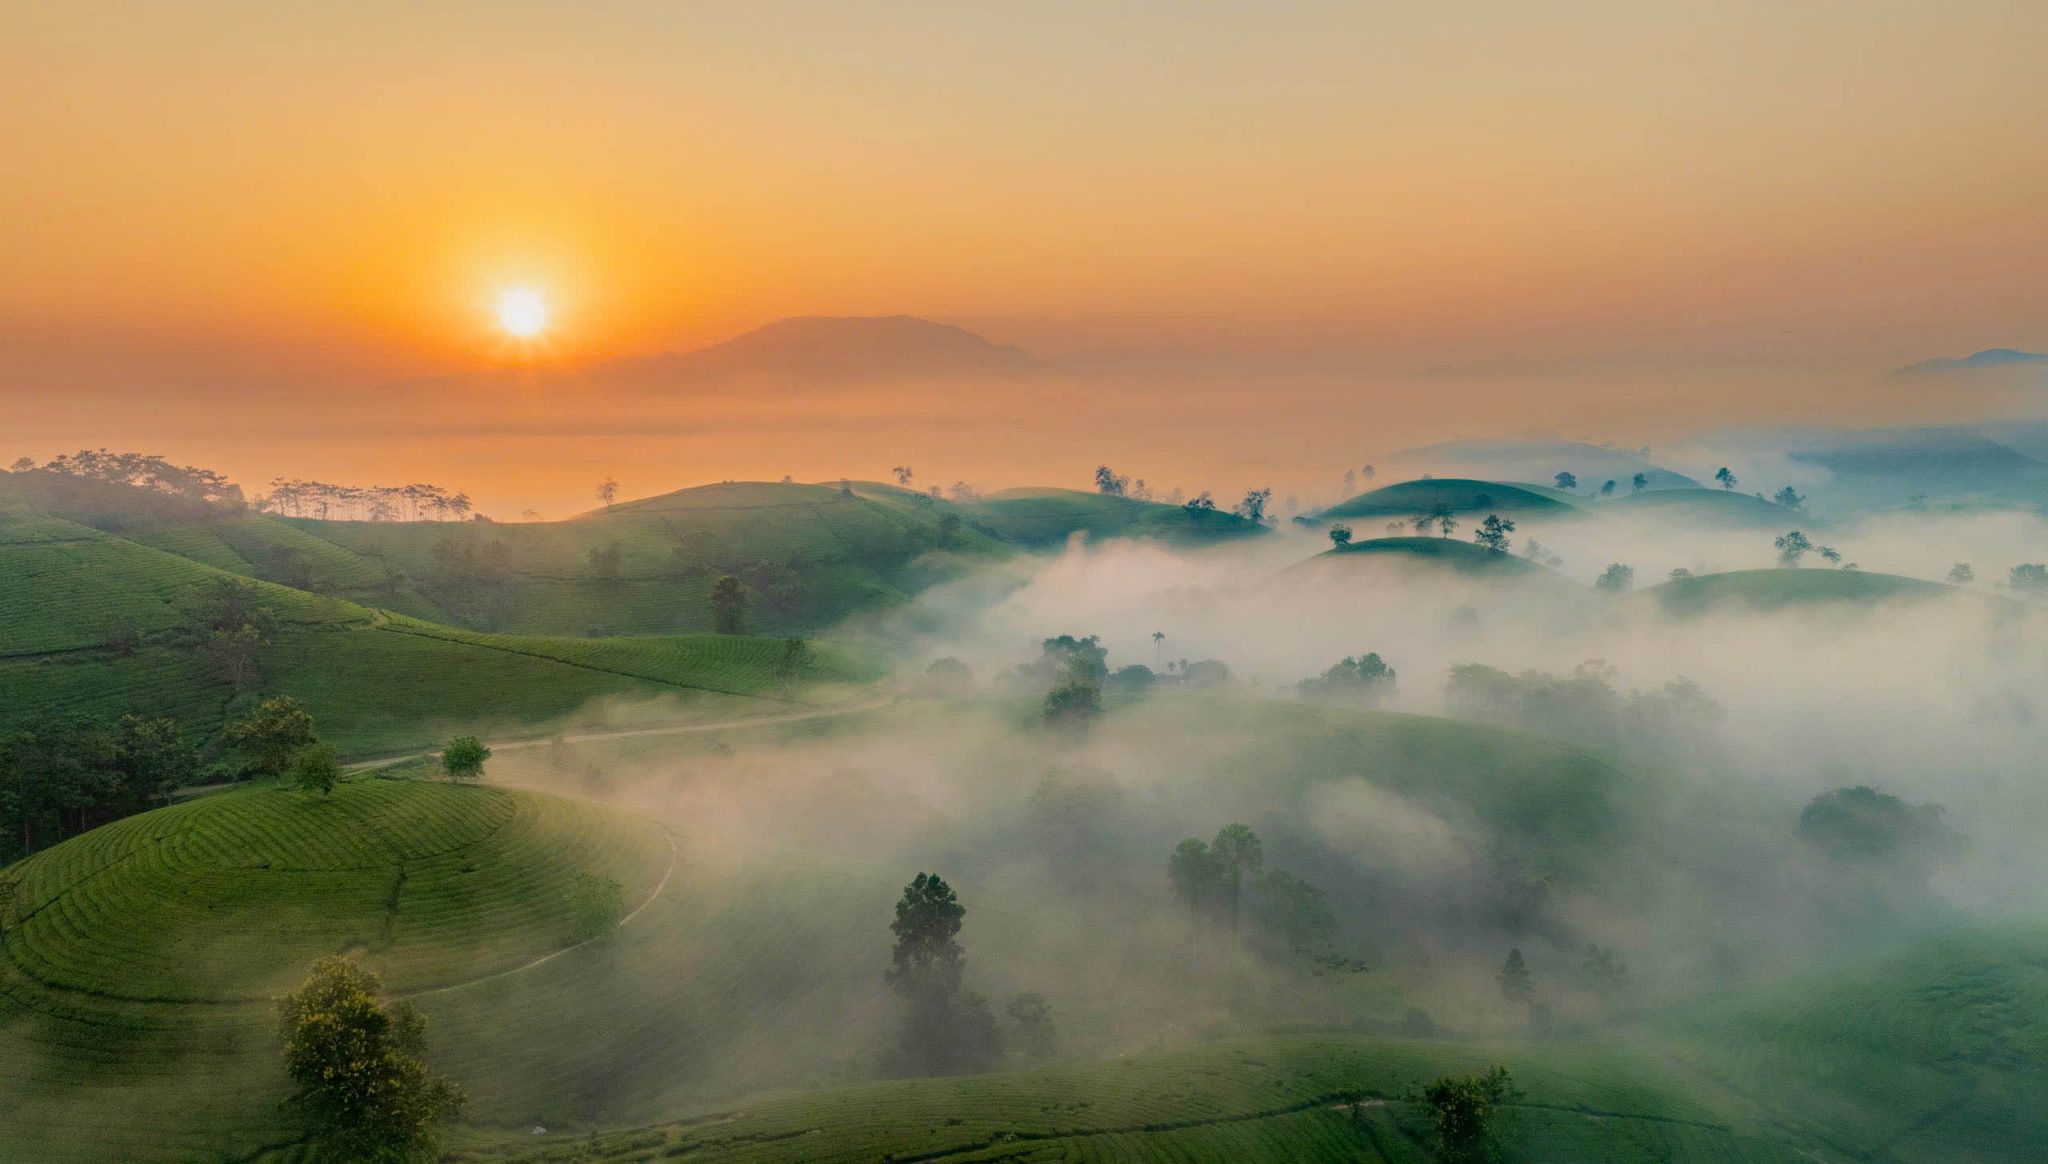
[1643,568,1963,615]
[1376,439,1699,492]
[1317,478,1584,522]
[0,777,674,1162]
[1310,535,1554,578]
[960,487,1269,547]
[1603,487,1814,529]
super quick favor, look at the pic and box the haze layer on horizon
[4,2,2046,515]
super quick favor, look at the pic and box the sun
[493,286,550,339]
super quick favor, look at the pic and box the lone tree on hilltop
[1235,488,1272,525]
[441,736,490,783]
[1715,466,1738,491]
[1774,530,1814,567]
[1599,479,1617,498]
[1948,563,1975,585]
[710,574,748,634]
[893,465,914,486]
[1497,948,1533,1004]
[1093,465,1129,495]
[1553,470,1578,491]
[596,476,618,508]
[1595,562,1634,593]
[2011,563,2048,593]
[230,696,317,778]
[278,957,463,1162]
[1773,486,1807,512]
[1328,522,1354,548]
[1474,514,1515,554]
[1631,472,1648,494]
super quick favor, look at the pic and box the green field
[1603,488,1813,529]
[0,777,673,1161]
[1318,478,1584,521]
[1310,535,1556,578]
[960,487,1268,547]
[1642,567,1964,615]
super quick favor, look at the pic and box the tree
[887,872,996,1074]
[1297,652,1396,703]
[440,736,490,782]
[7,456,32,473]
[1246,868,1336,956]
[1211,823,1263,935]
[1043,681,1101,726]
[1434,506,1458,538]
[1152,630,1165,662]
[1182,491,1216,521]
[1553,470,1577,491]
[1234,487,1272,525]
[288,742,340,797]
[1599,479,1616,498]
[1948,562,1975,585]
[1420,1066,1519,1164]
[278,957,463,1162]
[1773,485,1807,512]
[1818,545,1842,567]
[1631,472,1648,494]
[710,574,748,634]
[109,714,196,808]
[1774,530,1814,567]
[1343,468,1357,495]
[1715,466,1738,491]
[596,476,618,508]
[1668,567,1694,582]
[587,540,623,583]
[1473,514,1515,553]
[1167,838,1223,925]
[1035,634,1110,685]
[893,465,914,486]
[1327,522,1354,548]
[773,636,812,697]
[1497,948,1533,1004]
[1006,993,1056,1063]
[1595,562,1634,593]
[2010,563,2048,593]
[1093,465,1129,495]
[1361,463,1376,481]
[1799,785,1962,885]
[230,697,316,777]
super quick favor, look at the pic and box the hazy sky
[4,2,2046,512]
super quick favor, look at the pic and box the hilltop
[1604,487,1812,529]
[1309,535,1552,578]
[960,486,1268,547]
[1318,478,1583,522]
[1643,567,1963,615]
[1376,439,1699,491]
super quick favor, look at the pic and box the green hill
[1644,568,1961,615]
[1379,439,1700,492]
[479,1033,1797,1164]
[960,487,1269,546]
[1318,478,1584,522]
[0,778,674,1162]
[1303,536,1555,579]
[1605,488,1813,529]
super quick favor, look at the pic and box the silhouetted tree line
[25,449,245,506]
[257,479,474,522]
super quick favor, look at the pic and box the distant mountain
[1377,438,1699,491]
[604,315,1045,384]
[1786,427,2035,477]
[1891,348,2048,377]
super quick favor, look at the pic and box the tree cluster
[1296,652,1397,704]
[259,479,473,522]
[1446,661,1722,755]
[34,449,244,507]
[0,712,196,860]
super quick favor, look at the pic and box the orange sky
[4,3,2046,513]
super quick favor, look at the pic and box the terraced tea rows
[477,1034,1800,1164]
[0,778,674,1162]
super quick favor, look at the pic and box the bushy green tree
[1715,466,1738,490]
[1497,948,1533,1003]
[1420,1066,1519,1163]
[1631,472,1648,494]
[1327,522,1353,548]
[230,696,316,777]
[1211,823,1263,935]
[1043,681,1102,726]
[1168,837,1223,925]
[288,742,340,798]
[1297,652,1397,703]
[1774,530,1814,567]
[1595,562,1634,593]
[278,957,464,1162]
[1553,470,1578,490]
[887,873,997,1074]
[710,574,748,634]
[1473,514,1515,553]
[440,736,490,782]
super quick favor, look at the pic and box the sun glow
[494,286,550,339]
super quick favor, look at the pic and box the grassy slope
[1604,488,1813,529]
[0,778,672,1162]
[1643,568,1960,615]
[1319,478,1585,521]
[1316,535,1553,576]
[961,487,1268,547]
[477,1034,1800,1164]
